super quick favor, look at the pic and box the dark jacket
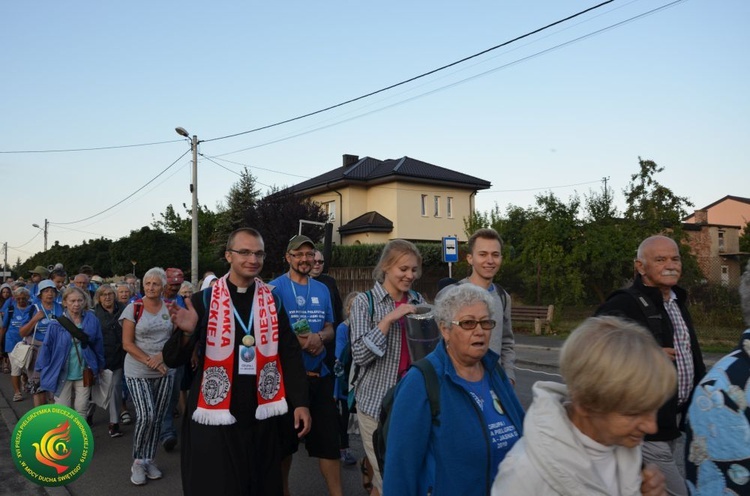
[314,273,343,371]
[595,274,706,441]
[94,301,126,370]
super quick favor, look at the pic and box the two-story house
[682,196,750,287]
[271,154,491,245]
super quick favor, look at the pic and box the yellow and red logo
[11,405,93,486]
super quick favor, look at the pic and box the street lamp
[175,127,199,286]
[32,219,49,252]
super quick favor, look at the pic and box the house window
[447,197,453,218]
[323,201,336,222]
[421,195,427,217]
[721,265,729,286]
[718,230,725,252]
[434,196,440,217]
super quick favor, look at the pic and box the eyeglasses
[450,319,496,330]
[227,249,266,260]
[313,260,325,265]
[288,252,315,260]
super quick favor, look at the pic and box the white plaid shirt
[664,293,694,406]
[350,281,424,418]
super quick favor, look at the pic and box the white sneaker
[131,461,147,486]
[145,461,162,480]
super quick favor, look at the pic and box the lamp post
[32,219,49,252]
[175,127,199,286]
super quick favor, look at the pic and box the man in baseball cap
[286,234,315,253]
[28,266,50,301]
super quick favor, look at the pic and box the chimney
[342,154,359,168]
[694,209,708,225]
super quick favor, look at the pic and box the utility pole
[32,219,49,251]
[176,127,200,286]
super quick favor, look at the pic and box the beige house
[683,203,749,287]
[684,195,750,233]
[273,154,491,245]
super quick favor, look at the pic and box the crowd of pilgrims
[2,229,727,496]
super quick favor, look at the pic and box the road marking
[514,365,562,378]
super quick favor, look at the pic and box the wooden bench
[512,305,555,335]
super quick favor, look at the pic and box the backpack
[373,358,441,477]
[605,287,663,342]
[347,288,420,410]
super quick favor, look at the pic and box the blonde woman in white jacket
[492,316,675,496]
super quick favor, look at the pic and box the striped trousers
[125,374,174,460]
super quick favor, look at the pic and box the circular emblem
[295,296,306,307]
[242,334,255,347]
[11,405,94,486]
[201,366,231,406]
[258,362,282,400]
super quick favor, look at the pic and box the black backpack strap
[412,358,441,426]
[57,315,90,348]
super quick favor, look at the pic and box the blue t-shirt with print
[2,303,33,353]
[270,275,334,376]
[455,373,521,471]
[28,302,64,343]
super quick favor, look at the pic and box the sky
[1,0,748,266]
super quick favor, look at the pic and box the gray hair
[636,235,678,263]
[433,283,494,326]
[143,267,167,287]
[12,287,31,298]
[62,286,91,311]
[741,260,750,326]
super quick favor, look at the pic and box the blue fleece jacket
[383,341,525,496]
[35,311,105,395]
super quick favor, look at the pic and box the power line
[0,139,183,155]
[202,0,614,143]
[203,155,311,179]
[200,155,276,189]
[215,0,686,157]
[8,231,41,250]
[49,150,190,225]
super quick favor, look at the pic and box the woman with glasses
[382,283,524,496]
[94,284,127,438]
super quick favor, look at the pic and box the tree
[623,158,693,239]
[152,203,225,278]
[109,227,190,276]
[741,222,750,254]
[215,168,261,245]
[247,187,328,277]
[573,187,635,302]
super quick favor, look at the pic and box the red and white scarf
[192,275,288,425]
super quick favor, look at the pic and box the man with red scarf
[165,228,311,496]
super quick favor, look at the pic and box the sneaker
[162,437,177,452]
[340,449,357,466]
[108,423,123,438]
[120,410,133,425]
[145,461,162,480]
[131,461,147,486]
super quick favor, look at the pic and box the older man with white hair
[596,234,706,496]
